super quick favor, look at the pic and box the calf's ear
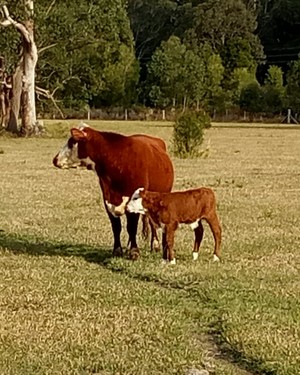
[71,128,88,141]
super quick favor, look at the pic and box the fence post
[162,109,166,121]
[125,109,128,121]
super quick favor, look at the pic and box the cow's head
[53,124,95,170]
[126,188,147,214]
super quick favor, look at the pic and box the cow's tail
[141,215,149,240]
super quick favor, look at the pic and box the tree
[286,59,300,114]
[1,1,39,135]
[147,36,187,108]
[239,82,264,119]
[263,65,284,114]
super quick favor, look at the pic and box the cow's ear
[71,128,87,141]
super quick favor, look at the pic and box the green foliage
[263,66,285,114]
[0,0,139,109]
[147,36,188,107]
[239,82,264,115]
[286,59,300,113]
[147,37,225,110]
[172,111,211,158]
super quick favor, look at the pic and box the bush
[172,111,211,158]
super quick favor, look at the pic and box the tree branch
[0,5,31,43]
[39,43,58,54]
[36,86,65,119]
[46,0,57,17]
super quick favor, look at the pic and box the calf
[126,187,222,264]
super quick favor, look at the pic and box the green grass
[0,120,300,374]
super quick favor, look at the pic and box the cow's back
[124,136,174,194]
[95,132,174,205]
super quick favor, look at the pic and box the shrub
[172,111,211,158]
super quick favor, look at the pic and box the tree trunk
[1,3,41,136]
[7,63,22,133]
[20,20,38,135]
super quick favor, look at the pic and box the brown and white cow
[126,187,222,264]
[53,124,174,259]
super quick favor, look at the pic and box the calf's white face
[126,188,146,214]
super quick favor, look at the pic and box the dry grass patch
[0,121,300,374]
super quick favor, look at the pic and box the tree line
[1,0,300,133]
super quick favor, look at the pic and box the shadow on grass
[0,230,114,265]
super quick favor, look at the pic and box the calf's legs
[192,221,204,260]
[206,212,222,261]
[163,223,178,264]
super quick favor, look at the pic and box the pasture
[0,120,299,375]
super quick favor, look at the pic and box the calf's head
[127,188,162,215]
[126,188,147,214]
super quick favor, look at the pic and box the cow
[126,187,222,264]
[53,124,174,259]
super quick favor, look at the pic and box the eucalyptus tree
[0,0,38,134]
[36,0,138,109]
[0,0,138,134]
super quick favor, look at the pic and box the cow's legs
[206,212,222,261]
[126,212,140,260]
[192,221,204,261]
[106,211,123,257]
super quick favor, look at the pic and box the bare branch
[0,5,31,43]
[46,0,57,17]
[39,43,58,54]
[36,86,65,119]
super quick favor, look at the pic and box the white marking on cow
[169,258,176,265]
[190,220,199,230]
[105,201,118,218]
[192,252,199,261]
[114,196,129,216]
[81,157,96,172]
[153,239,160,250]
[56,142,81,168]
[161,259,168,266]
[213,254,220,262]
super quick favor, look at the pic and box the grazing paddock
[0,120,300,375]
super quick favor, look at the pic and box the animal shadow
[0,230,114,265]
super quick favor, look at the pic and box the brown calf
[126,187,222,264]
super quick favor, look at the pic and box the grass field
[0,120,300,375]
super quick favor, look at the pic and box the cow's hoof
[113,247,123,257]
[129,248,140,261]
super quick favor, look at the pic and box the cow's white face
[53,124,95,170]
[126,188,146,214]
[54,139,81,169]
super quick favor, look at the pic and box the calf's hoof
[129,248,140,261]
[153,239,160,252]
[113,247,123,257]
[213,254,220,262]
